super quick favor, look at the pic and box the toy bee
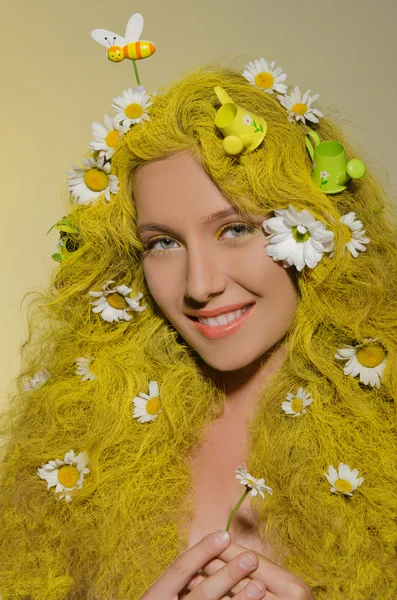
[91,13,156,64]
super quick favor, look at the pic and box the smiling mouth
[190,303,254,327]
[187,303,255,339]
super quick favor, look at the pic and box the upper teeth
[197,306,250,327]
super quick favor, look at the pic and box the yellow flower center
[255,71,274,89]
[146,396,161,415]
[84,168,108,192]
[356,346,386,368]
[58,465,80,488]
[291,397,303,412]
[89,360,98,376]
[334,478,353,493]
[125,103,143,119]
[105,129,121,148]
[291,102,308,116]
[107,293,129,310]
[342,224,352,244]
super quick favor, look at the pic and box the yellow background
[1,0,396,408]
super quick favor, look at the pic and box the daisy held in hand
[226,465,273,532]
[262,206,334,271]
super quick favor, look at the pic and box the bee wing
[124,13,144,43]
[91,28,126,48]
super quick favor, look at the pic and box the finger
[185,561,235,600]
[217,542,313,598]
[185,572,205,590]
[199,558,251,596]
[188,550,262,599]
[198,558,276,598]
[234,578,267,599]
[185,566,278,600]
[185,573,233,599]
[141,530,231,599]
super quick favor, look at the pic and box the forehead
[133,151,233,222]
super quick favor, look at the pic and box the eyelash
[143,222,256,255]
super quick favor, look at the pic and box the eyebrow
[136,208,240,238]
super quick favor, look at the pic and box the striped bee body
[123,41,156,60]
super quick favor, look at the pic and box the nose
[185,243,227,303]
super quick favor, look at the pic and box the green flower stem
[132,60,141,86]
[226,487,250,532]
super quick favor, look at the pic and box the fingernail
[239,553,257,569]
[247,580,266,598]
[214,530,230,545]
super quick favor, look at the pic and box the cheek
[261,259,299,326]
[233,239,297,294]
[143,259,179,315]
[236,247,298,320]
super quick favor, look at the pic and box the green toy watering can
[305,130,366,194]
[214,86,267,156]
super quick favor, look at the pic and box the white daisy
[37,450,90,503]
[282,387,313,417]
[262,206,334,271]
[90,115,129,160]
[89,280,146,323]
[278,86,323,124]
[242,58,288,95]
[112,88,152,127]
[75,357,98,381]
[235,464,273,499]
[335,338,386,388]
[324,463,364,497]
[132,380,162,423]
[67,156,119,205]
[340,212,370,258]
[24,369,51,392]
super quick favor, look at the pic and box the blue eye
[146,237,179,252]
[219,223,253,239]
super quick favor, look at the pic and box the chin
[203,356,255,372]
[193,344,272,373]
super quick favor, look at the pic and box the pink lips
[190,303,255,339]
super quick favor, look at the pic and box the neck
[202,343,287,418]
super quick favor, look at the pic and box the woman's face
[133,152,298,372]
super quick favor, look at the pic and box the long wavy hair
[1,65,396,600]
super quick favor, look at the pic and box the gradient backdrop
[1,0,396,409]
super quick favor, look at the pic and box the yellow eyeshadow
[216,221,255,240]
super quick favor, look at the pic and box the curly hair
[0,65,396,600]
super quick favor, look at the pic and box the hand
[140,530,268,599]
[185,541,315,599]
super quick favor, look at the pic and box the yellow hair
[1,65,396,600]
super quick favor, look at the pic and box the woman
[0,64,396,600]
